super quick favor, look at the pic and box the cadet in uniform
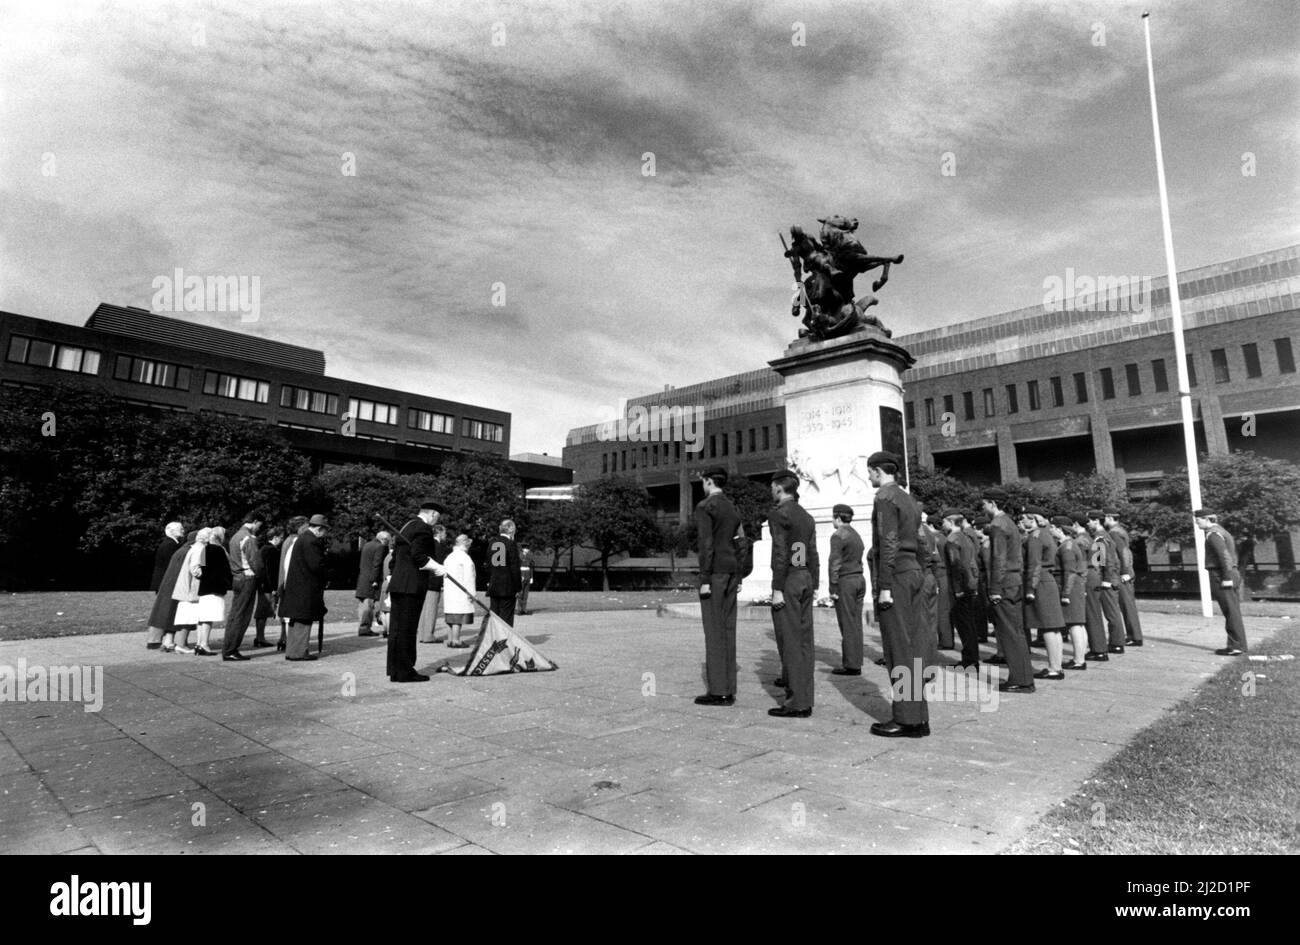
[1195,509,1248,655]
[1021,506,1065,680]
[980,488,1034,693]
[768,470,819,717]
[867,451,933,737]
[1104,509,1144,647]
[828,503,866,676]
[694,466,742,706]
[1084,510,1126,658]
[1050,515,1089,670]
[941,509,981,669]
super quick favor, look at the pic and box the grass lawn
[1007,621,1300,854]
[0,588,695,641]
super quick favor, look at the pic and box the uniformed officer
[1021,506,1066,680]
[1050,515,1089,670]
[1104,509,1144,647]
[768,469,819,717]
[1084,509,1126,657]
[980,488,1034,693]
[917,505,943,652]
[1195,510,1248,655]
[694,466,742,706]
[941,509,981,669]
[924,510,953,651]
[968,515,992,642]
[828,503,866,676]
[867,451,934,737]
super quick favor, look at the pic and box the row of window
[6,333,504,443]
[599,423,784,474]
[908,337,1296,427]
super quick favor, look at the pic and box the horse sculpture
[782,215,903,341]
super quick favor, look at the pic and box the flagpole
[1142,12,1212,617]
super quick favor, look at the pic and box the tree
[311,464,439,540]
[525,500,583,590]
[431,453,526,543]
[573,477,658,591]
[908,466,981,515]
[724,476,774,538]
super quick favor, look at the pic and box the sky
[1,0,1297,455]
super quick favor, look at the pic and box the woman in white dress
[169,528,211,653]
[442,535,478,648]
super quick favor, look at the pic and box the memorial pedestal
[743,327,915,602]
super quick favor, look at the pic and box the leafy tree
[525,500,584,590]
[908,466,981,516]
[431,452,526,544]
[724,475,774,539]
[573,476,658,590]
[311,464,439,540]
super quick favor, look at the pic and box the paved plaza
[0,606,1283,854]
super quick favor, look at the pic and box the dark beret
[982,487,1007,502]
[1102,508,1120,518]
[972,516,991,527]
[1050,515,1075,529]
[1086,509,1105,521]
[941,508,966,521]
[832,504,854,521]
[866,451,900,469]
[1022,505,1045,517]
[702,466,728,484]
[420,501,446,513]
[1193,508,1214,518]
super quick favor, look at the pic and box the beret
[982,487,1008,502]
[866,450,901,468]
[832,503,854,520]
[1050,515,1075,529]
[1086,509,1105,521]
[1022,505,1045,517]
[702,466,728,483]
[941,508,966,520]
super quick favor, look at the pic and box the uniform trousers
[991,581,1033,686]
[832,573,866,671]
[1210,569,1247,651]
[771,570,814,710]
[880,566,933,725]
[1117,580,1143,642]
[700,572,739,696]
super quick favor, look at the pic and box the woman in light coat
[441,535,478,648]
[169,527,211,653]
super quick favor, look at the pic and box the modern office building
[563,245,1300,568]
[1,303,572,489]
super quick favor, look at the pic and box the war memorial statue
[781,215,904,341]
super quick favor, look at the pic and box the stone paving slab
[0,605,1287,853]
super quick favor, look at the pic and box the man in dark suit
[828,503,866,676]
[868,452,933,737]
[768,469,819,718]
[694,466,742,706]
[486,519,523,626]
[224,510,267,658]
[279,514,330,662]
[1195,509,1248,655]
[146,521,184,649]
[981,488,1034,693]
[275,515,309,652]
[356,530,388,638]
[388,502,448,682]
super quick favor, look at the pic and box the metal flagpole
[1142,11,1212,617]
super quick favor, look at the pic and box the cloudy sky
[2,0,1296,454]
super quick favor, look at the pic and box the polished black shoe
[358,629,380,637]
[1033,669,1065,680]
[831,667,862,676]
[194,645,216,656]
[222,652,250,662]
[773,676,788,688]
[286,654,318,662]
[1063,661,1087,671]
[1108,645,1125,654]
[251,639,272,648]
[870,720,930,738]
[987,655,1008,665]
[145,642,162,650]
[694,694,735,706]
[998,682,1036,693]
[1126,639,1144,647]
[392,672,430,683]
[767,705,812,718]
[275,640,286,652]
[1214,647,1244,656]
[873,658,887,667]
[1084,651,1110,662]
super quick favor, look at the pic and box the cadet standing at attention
[828,503,866,676]
[768,469,819,718]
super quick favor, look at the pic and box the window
[1005,384,1019,414]
[905,402,915,428]
[962,391,975,421]
[775,423,783,449]
[205,371,269,403]
[113,355,191,390]
[1186,353,1198,387]
[408,408,455,433]
[642,446,648,467]
[1050,376,1064,408]
[735,430,743,455]
[348,398,399,425]
[621,450,627,471]
[981,388,994,418]
[651,444,657,466]
[942,394,954,419]
[602,454,608,474]
[709,435,717,458]
[721,432,729,456]
[1275,338,1296,374]
[1125,363,1142,396]
[1100,367,1116,400]
[924,398,936,425]
[1027,379,1041,411]
[1211,348,1230,383]
[1151,359,1168,393]
[459,418,504,442]
[280,384,337,414]
[748,428,756,453]
[1074,372,1088,403]
[6,335,100,374]
[762,426,771,450]
[1242,343,1261,378]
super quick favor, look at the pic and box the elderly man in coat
[146,521,186,648]
[280,515,331,661]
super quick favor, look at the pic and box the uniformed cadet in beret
[979,488,1034,693]
[1084,510,1126,658]
[1020,505,1066,680]
[1049,515,1090,670]
[694,466,743,706]
[1194,510,1248,655]
[1103,509,1144,647]
[821,503,864,675]
[940,509,981,668]
[767,469,819,717]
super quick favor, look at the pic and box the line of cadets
[693,452,1248,739]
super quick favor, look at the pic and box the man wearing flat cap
[388,502,449,682]
[980,488,1034,693]
[1103,509,1144,647]
[767,469,819,717]
[866,451,933,737]
[280,514,330,662]
[694,467,743,705]
[1195,510,1248,655]
[828,503,866,676]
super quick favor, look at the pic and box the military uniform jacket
[695,491,742,583]
[828,523,864,594]
[1025,529,1058,591]
[1108,525,1135,577]
[1086,531,1120,583]
[1204,525,1238,576]
[987,512,1023,591]
[945,530,979,595]
[769,497,819,591]
[869,481,921,592]
[919,526,941,579]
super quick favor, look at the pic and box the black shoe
[1126,639,1144,647]
[194,645,216,656]
[222,652,250,662]
[999,682,1036,693]
[1063,661,1087,671]
[1108,645,1125,654]
[1214,647,1244,656]
[694,694,735,706]
[1084,651,1109,662]
[381,631,389,638]
[145,642,162,650]
[870,720,930,738]
[954,660,980,670]
[873,658,887,667]
[275,640,286,652]
[831,667,862,676]
[358,629,380,637]
[773,677,788,688]
[286,654,318,662]
[392,672,430,683]
[768,705,811,718]
[987,655,1007,665]
[251,639,272,648]
[1033,669,1065,680]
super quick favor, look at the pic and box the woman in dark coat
[1051,517,1090,671]
[1022,509,1065,681]
[253,529,283,647]
[147,530,197,650]
[190,527,233,656]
